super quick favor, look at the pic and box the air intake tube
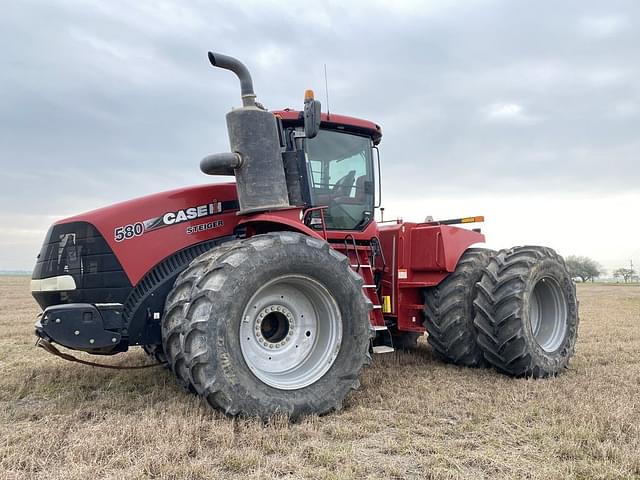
[201,51,290,214]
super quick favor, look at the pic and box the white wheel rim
[529,276,568,352]
[239,274,343,390]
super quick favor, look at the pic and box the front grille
[32,221,131,309]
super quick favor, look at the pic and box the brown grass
[1,277,639,479]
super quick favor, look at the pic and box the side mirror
[303,90,322,139]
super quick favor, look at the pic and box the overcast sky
[1,0,638,273]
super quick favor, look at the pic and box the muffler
[201,52,290,215]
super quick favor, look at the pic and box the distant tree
[613,268,636,283]
[565,255,603,282]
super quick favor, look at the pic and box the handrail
[343,234,361,270]
[370,235,386,272]
[302,205,329,240]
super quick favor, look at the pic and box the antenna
[324,63,330,119]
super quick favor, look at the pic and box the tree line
[565,255,637,283]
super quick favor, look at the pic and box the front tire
[165,232,372,419]
[473,246,579,377]
[162,243,237,391]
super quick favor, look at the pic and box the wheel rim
[528,276,568,352]
[240,274,343,390]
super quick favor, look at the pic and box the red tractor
[31,53,578,418]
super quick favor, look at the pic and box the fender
[238,208,325,240]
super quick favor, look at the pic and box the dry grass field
[1,277,638,479]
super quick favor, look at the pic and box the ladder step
[362,284,377,288]
[372,325,388,331]
[372,345,395,354]
[372,305,382,310]
[351,264,372,268]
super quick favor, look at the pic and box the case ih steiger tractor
[31,52,578,418]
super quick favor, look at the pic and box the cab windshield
[305,129,374,230]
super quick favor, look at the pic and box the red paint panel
[397,287,426,332]
[377,221,485,333]
[57,183,241,285]
[409,227,442,270]
[409,225,485,274]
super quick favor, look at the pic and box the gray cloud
[1,0,639,268]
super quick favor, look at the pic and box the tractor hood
[32,183,241,300]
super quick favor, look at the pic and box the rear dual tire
[422,246,578,377]
[422,248,494,367]
[474,246,579,377]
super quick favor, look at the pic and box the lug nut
[89,339,95,344]
[74,330,80,336]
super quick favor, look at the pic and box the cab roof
[273,109,383,145]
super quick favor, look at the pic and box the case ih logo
[144,201,222,232]
[114,200,224,242]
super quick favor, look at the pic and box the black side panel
[122,236,235,346]
[282,150,312,207]
[32,222,131,309]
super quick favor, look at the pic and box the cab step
[372,345,395,354]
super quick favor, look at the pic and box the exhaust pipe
[202,52,290,215]
[207,52,256,107]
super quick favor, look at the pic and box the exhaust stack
[201,51,290,215]
[207,52,256,107]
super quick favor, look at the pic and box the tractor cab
[275,109,382,231]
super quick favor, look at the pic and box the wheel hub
[240,275,342,390]
[255,305,295,348]
[529,276,568,352]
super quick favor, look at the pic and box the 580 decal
[114,222,145,242]
[113,199,235,242]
